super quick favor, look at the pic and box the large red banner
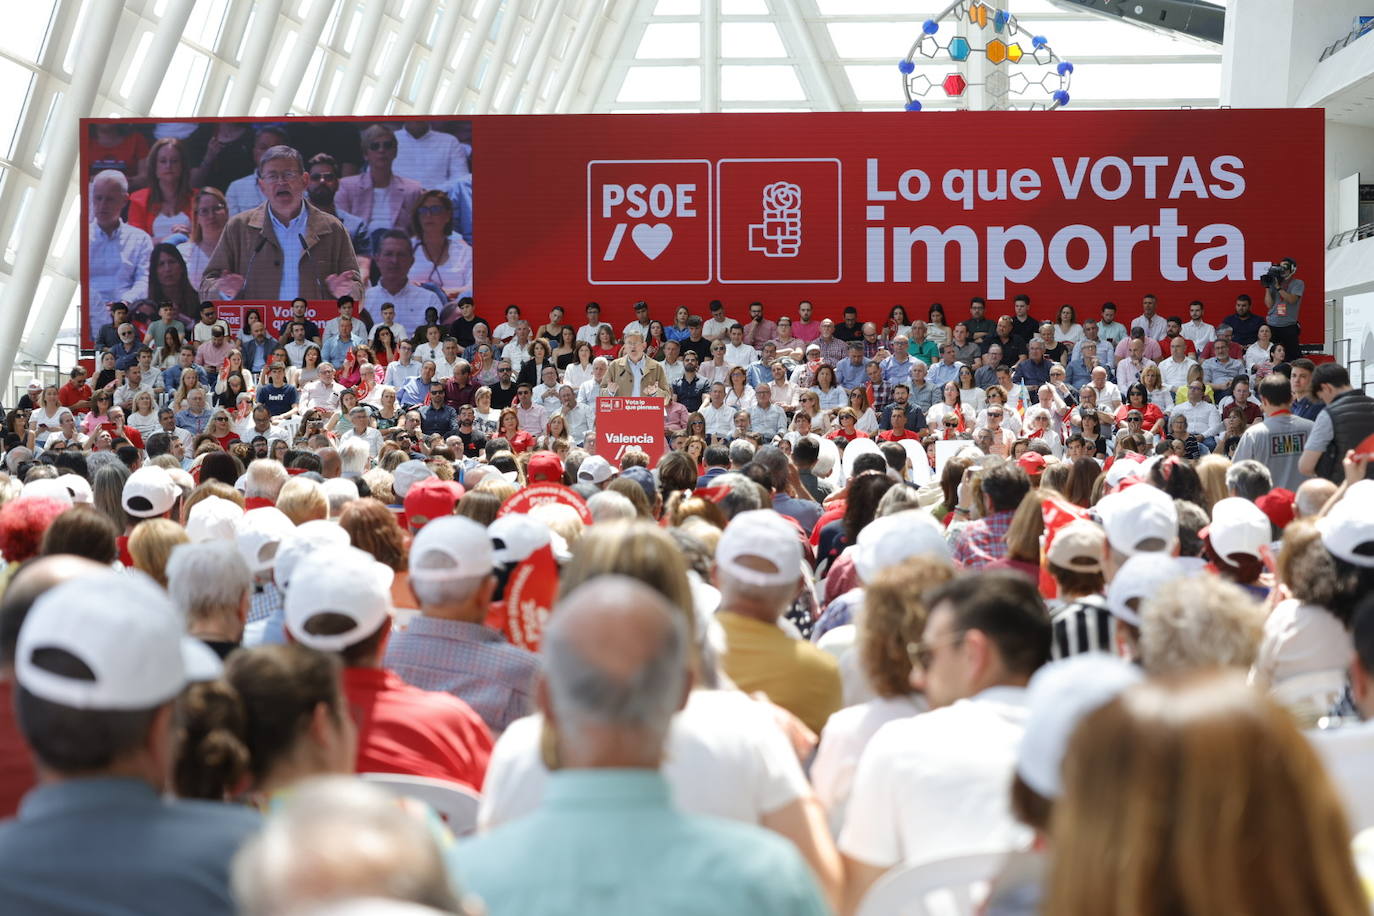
[480,110,1324,339]
[81,111,1324,349]
[595,396,665,464]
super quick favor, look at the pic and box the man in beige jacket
[606,331,669,398]
[200,145,361,303]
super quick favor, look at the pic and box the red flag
[485,543,559,652]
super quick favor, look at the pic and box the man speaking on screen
[200,144,361,303]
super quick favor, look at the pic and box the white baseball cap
[1097,483,1177,557]
[1017,655,1143,799]
[1046,520,1105,573]
[1106,553,1190,626]
[488,514,552,567]
[236,506,296,575]
[853,510,952,583]
[274,520,351,590]
[577,455,615,484]
[58,473,93,505]
[1103,457,1142,492]
[186,495,244,543]
[16,570,220,710]
[122,465,179,518]
[284,545,394,652]
[391,460,434,498]
[22,478,73,505]
[1317,480,1374,568]
[716,510,802,588]
[409,516,494,582]
[1202,497,1270,561]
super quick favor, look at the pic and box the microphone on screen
[237,236,269,300]
[300,234,329,299]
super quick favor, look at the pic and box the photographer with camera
[1260,257,1303,356]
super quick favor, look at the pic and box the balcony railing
[1328,223,1374,249]
[1319,20,1374,61]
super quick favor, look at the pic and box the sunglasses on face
[417,205,448,216]
[369,140,397,151]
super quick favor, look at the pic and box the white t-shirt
[840,686,1031,869]
[478,689,809,830]
[812,694,926,836]
[364,281,442,334]
[1309,723,1374,834]
[339,425,384,457]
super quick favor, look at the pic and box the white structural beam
[777,0,840,110]
[0,0,123,393]
[477,0,524,113]
[268,0,334,114]
[553,0,610,112]
[702,0,719,112]
[574,0,636,112]
[411,0,468,113]
[510,0,566,113]
[517,0,570,113]
[375,0,433,112]
[331,0,388,114]
[125,0,197,114]
[223,0,284,114]
[439,0,506,112]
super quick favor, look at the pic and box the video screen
[80,117,473,347]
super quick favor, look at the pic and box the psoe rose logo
[749,181,802,258]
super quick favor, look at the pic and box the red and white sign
[486,543,559,652]
[497,482,593,524]
[214,300,340,337]
[595,395,665,464]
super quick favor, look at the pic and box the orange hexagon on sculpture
[942,73,969,96]
[986,39,1007,63]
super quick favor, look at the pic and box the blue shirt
[256,382,298,416]
[383,617,540,735]
[269,204,309,301]
[175,407,211,435]
[164,363,208,391]
[1012,356,1052,390]
[928,360,963,388]
[456,769,828,916]
[881,355,914,387]
[322,330,364,366]
[835,357,868,391]
[0,778,260,916]
[398,374,432,408]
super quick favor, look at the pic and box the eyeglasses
[906,630,966,671]
[368,140,397,151]
[260,170,301,184]
[943,420,958,428]
[417,205,448,216]
[195,204,227,215]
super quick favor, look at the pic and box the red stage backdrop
[81,111,1324,347]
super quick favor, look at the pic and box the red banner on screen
[479,109,1324,340]
[595,396,665,464]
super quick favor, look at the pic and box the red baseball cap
[1255,487,1296,531]
[1018,452,1047,476]
[404,478,465,531]
[527,452,565,484]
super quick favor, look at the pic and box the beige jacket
[606,356,670,398]
[199,199,361,302]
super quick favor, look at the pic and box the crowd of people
[2,283,1374,916]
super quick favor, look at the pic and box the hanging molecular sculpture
[899,0,1074,111]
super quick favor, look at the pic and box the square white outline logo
[715,158,843,284]
[586,159,713,285]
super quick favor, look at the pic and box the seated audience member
[1045,672,1364,915]
[384,516,539,735]
[167,541,254,660]
[0,571,259,914]
[951,461,1031,568]
[714,511,843,733]
[840,572,1051,910]
[458,576,830,916]
[283,544,494,789]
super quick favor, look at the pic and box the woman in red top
[125,138,196,242]
[371,325,399,367]
[825,407,869,445]
[206,410,241,451]
[645,320,667,359]
[592,324,620,361]
[1113,382,1166,435]
[497,407,535,454]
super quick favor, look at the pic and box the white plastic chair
[360,773,482,836]
[855,850,1007,916]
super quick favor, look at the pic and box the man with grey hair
[339,412,381,463]
[243,458,288,507]
[1225,458,1273,503]
[384,516,539,734]
[607,331,668,397]
[167,541,253,659]
[88,170,152,332]
[232,776,469,916]
[457,577,829,915]
[577,356,611,407]
[201,144,361,301]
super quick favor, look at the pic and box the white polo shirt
[840,686,1031,869]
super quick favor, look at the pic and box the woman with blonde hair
[178,187,228,288]
[1194,453,1231,514]
[1045,672,1365,916]
[128,518,190,588]
[811,557,955,834]
[170,367,203,412]
[276,477,328,526]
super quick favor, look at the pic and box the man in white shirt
[576,303,611,346]
[363,231,445,331]
[87,170,152,334]
[660,339,685,386]
[376,301,408,346]
[1130,294,1167,340]
[383,339,421,387]
[393,121,468,189]
[702,300,737,341]
[1180,299,1216,349]
[840,574,1049,910]
[502,322,534,376]
[113,364,157,413]
[577,357,610,408]
[235,404,290,446]
[748,385,788,440]
[1159,336,1199,393]
[722,324,758,368]
[1089,365,1122,411]
[554,385,593,447]
[1170,380,1223,448]
[700,383,735,440]
[301,363,346,413]
[1115,337,1156,391]
[433,337,462,381]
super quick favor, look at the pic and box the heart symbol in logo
[631,223,673,260]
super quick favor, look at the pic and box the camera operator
[1261,257,1303,356]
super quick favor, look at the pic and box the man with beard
[306,153,371,274]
